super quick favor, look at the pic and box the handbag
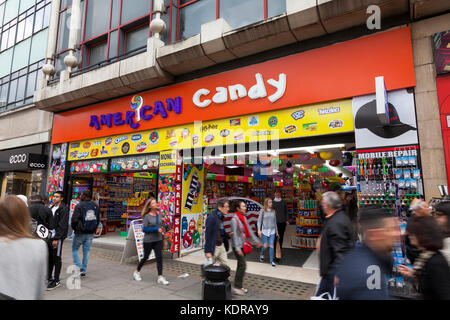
[157,214,169,251]
[234,217,253,255]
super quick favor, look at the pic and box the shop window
[178,0,216,40]
[121,0,151,25]
[219,0,264,30]
[125,24,148,54]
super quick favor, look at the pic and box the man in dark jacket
[46,191,69,290]
[204,198,230,267]
[273,190,288,262]
[317,191,354,296]
[29,194,54,230]
[335,205,399,300]
[406,199,432,264]
[71,190,100,276]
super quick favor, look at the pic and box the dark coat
[273,199,288,223]
[205,209,229,255]
[336,244,393,300]
[29,201,54,230]
[319,209,354,277]
[418,252,450,300]
[50,203,69,240]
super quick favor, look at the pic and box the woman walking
[257,198,279,267]
[0,195,48,299]
[133,198,169,285]
[230,199,261,296]
[397,216,450,300]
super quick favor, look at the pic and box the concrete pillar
[411,13,450,201]
[41,0,61,81]
[63,0,81,73]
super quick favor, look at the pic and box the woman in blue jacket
[133,198,169,285]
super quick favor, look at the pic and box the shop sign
[184,171,199,212]
[268,116,278,127]
[172,216,181,253]
[89,96,182,131]
[357,147,418,159]
[291,110,305,120]
[159,150,178,174]
[110,155,159,171]
[329,119,344,129]
[284,125,297,134]
[318,107,340,115]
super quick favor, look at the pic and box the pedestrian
[133,198,169,285]
[316,191,354,296]
[273,190,288,262]
[406,199,433,264]
[335,205,399,299]
[0,195,48,300]
[230,199,261,296]
[432,201,450,265]
[46,191,69,291]
[204,198,230,267]
[71,190,100,277]
[29,194,54,232]
[397,216,450,300]
[257,198,279,267]
[16,195,28,207]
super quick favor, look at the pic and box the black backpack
[80,202,98,233]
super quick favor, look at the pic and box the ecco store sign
[9,154,27,164]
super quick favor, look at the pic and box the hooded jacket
[29,201,54,230]
[50,203,69,240]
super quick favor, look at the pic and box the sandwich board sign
[120,219,155,263]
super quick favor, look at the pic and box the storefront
[49,27,420,270]
[0,144,49,199]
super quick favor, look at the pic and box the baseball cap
[17,195,28,207]
[355,100,417,138]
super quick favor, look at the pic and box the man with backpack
[71,190,100,277]
[29,194,54,242]
[47,191,69,290]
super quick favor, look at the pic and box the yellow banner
[182,164,204,215]
[67,99,353,161]
[159,150,178,174]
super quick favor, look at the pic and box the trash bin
[201,264,232,300]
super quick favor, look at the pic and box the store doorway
[203,141,357,269]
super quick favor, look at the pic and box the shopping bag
[310,288,339,300]
[275,240,282,259]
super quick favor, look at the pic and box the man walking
[47,191,69,290]
[273,190,288,262]
[316,191,354,296]
[71,190,100,277]
[204,199,230,267]
[335,205,399,299]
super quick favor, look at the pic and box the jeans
[72,233,94,272]
[137,240,163,276]
[260,233,276,263]
[232,247,246,289]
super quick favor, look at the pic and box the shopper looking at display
[46,191,69,291]
[432,201,450,265]
[257,198,279,267]
[316,191,354,297]
[133,198,169,286]
[230,199,261,296]
[273,190,288,262]
[397,216,450,300]
[335,205,399,299]
[204,198,230,267]
[71,190,100,277]
[0,195,48,299]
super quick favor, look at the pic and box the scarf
[235,211,251,238]
[412,250,436,277]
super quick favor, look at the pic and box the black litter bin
[201,264,232,300]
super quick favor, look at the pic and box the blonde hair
[141,197,157,218]
[0,195,34,240]
[263,198,273,214]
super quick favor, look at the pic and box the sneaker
[241,288,249,293]
[80,271,86,277]
[157,277,169,285]
[271,262,276,267]
[259,255,264,262]
[232,287,246,296]
[133,271,142,281]
[47,278,54,285]
[46,280,61,291]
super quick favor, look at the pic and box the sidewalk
[43,242,317,300]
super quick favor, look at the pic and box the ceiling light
[227,166,239,169]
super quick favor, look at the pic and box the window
[84,0,109,40]
[179,0,216,40]
[219,0,264,30]
[88,41,107,66]
[121,0,150,25]
[125,24,148,54]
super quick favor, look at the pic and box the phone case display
[292,200,322,249]
[356,146,424,220]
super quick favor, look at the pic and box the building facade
[0,0,53,198]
